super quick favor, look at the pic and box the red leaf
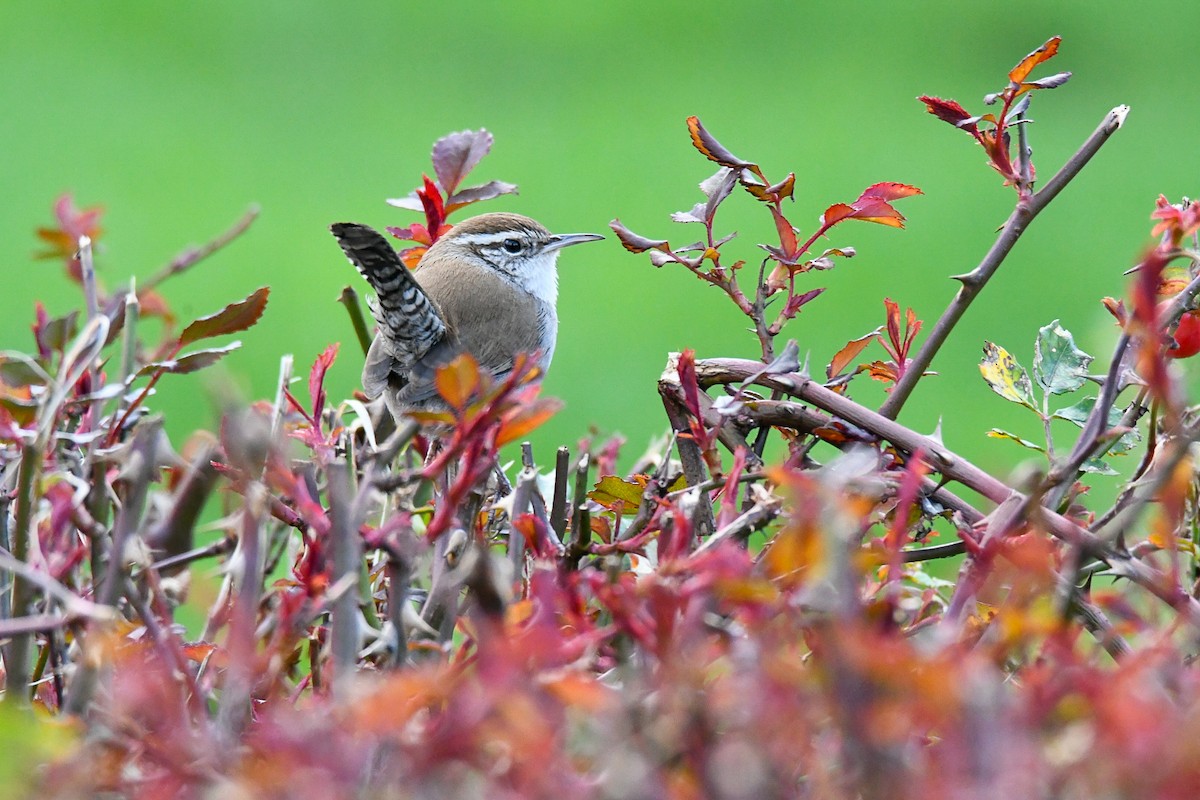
[179,286,269,346]
[1009,36,1061,85]
[417,175,447,243]
[823,184,921,230]
[770,207,798,260]
[35,194,104,283]
[859,182,922,202]
[308,343,339,419]
[918,96,978,134]
[884,298,902,352]
[137,289,176,325]
[431,129,493,196]
[1151,195,1200,244]
[677,349,702,419]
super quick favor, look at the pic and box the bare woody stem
[879,105,1129,421]
[141,205,260,293]
[691,356,1104,553]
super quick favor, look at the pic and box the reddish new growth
[386,129,519,268]
[612,115,920,361]
[920,36,1071,198]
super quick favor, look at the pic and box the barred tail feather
[330,223,446,365]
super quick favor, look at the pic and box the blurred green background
[2,1,1197,486]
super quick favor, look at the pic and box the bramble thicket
[5,36,1200,799]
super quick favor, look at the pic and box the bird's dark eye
[502,238,523,254]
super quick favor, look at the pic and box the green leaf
[179,287,269,347]
[1033,320,1093,395]
[1080,458,1119,476]
[140,342,241,375]
[588,475,645,514]
[1051,397,1094,427]
[1053,397,1141,453]
[979,342,1037,410]
[986,428,1045,452]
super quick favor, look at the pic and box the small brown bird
[331,213,602,419]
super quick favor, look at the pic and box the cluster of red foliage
[4,36,1200,800]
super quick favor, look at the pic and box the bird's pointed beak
[545,232,605,252]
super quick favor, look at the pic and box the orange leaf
[821,203,856,226]
[496,397,563,446]
[847,198,906,228]
[434,353,481,410]
[1009,36,1061,85]
[827,330,880,379]
[864,360,899,384]
[538,672,613,712]
[400,246,428,269]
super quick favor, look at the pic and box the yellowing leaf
[589,475,645,513]
[979,341,1037,410]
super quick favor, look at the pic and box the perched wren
[331,213,603,419]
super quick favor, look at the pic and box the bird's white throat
[517,250,560,307]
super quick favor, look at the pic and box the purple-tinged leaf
[648,251,677,267]
[686,117,765,182]
[142,342,241,375]
[610,219,669,253]
[179,287,269,347]
[386,223,432,245]
[671,204,707,224]
[701,168,738,223]
[38,311,80,355]
[445,180,518,212]
[1022,71,1072,90]
[785,287,826,316]
[431,129,493,196]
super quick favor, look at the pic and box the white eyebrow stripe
[456,230,540,247]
